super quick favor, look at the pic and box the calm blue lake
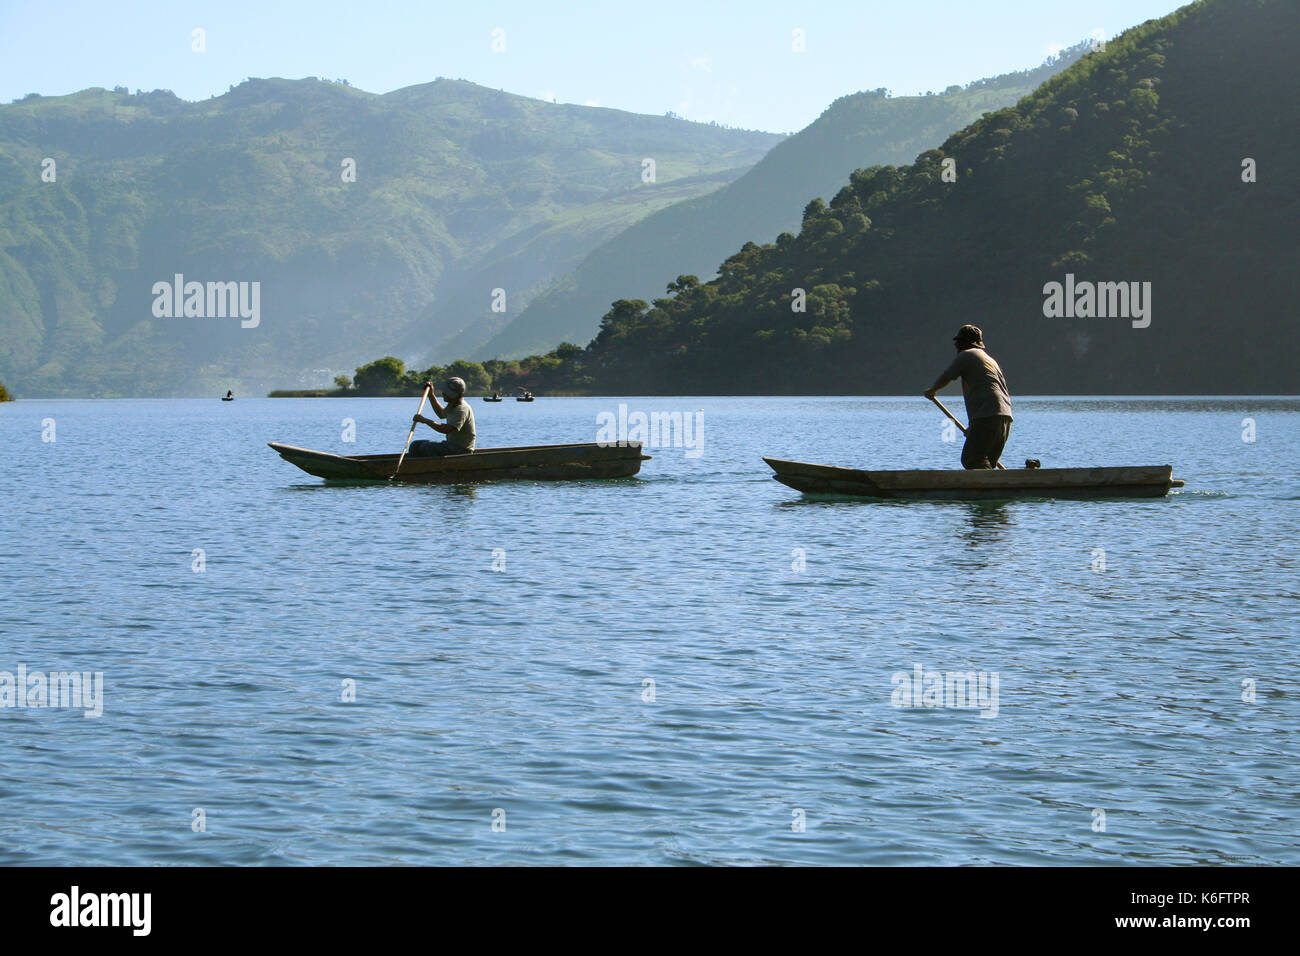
[1,396,1296,865]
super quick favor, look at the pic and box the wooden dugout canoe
[269,441,650,484]
[763,457,1184,500]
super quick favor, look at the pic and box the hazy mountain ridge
[460,0,1294,396]
[0,78,780,396]
[462,44,1091,360]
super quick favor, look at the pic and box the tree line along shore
[267,349,585,398]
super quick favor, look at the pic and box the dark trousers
[409,439,462,457]
[961,415,1012,469]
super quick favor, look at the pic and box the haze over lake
[2,396,1295,864]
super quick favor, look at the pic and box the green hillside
[460,45,1090,361]
[0,78,779,397]
[428,0,1294,396]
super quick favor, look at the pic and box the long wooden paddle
[390,384,431,480]
[929,395,1006,470]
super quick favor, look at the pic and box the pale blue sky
[1,0,1185,133]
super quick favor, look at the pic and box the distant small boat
[221,392,234,402]
[483,396,504,402]
[764,458,1184,500]
[517,395,535,402]
[269,442,649,484]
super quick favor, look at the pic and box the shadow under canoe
[763,457,1184,500]
[269,442,650,484]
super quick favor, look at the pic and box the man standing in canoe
[410,377,476,456]
[924,325,1012,469]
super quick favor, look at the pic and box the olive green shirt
[942,347,1013,422]
[444,401,476,451]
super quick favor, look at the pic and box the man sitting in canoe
[410,377,476,456]
[924,324,1013,469]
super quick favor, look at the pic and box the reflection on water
[948,500,1015,572]
[960,500,1013,546]
[437,483,480,502]
[284,480,482,499]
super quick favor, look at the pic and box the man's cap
[444,377,467,396]
[953,324,984,346]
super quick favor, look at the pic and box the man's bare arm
[413,414,452,434]
[423,381,447,418]
[924,374,952,399]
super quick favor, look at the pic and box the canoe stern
[764,457,1183,500]
[268,443,389,481]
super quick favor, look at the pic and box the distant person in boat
[410,377,476,456]
[924,324,1013,469]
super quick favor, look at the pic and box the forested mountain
[440,0,1293,396]
[0,79,778,396]
[459,45,1089,361]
